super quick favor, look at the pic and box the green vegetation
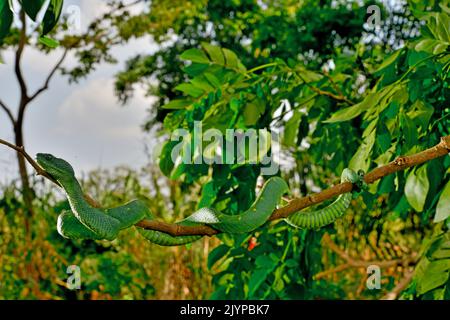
[0,0,449,300]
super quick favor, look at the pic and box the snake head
[36,153,75,181]
[341,168,359,183]
[342,168,367,193]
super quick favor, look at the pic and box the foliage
[155,5,450,299]
[0,0,449,300]
[114,0,385,128]
[0,167,213,299]
[0,0,62,40]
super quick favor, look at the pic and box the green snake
[36,153,364,246]
[285,168,365,229]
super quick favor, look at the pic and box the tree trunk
[14,122,35,234]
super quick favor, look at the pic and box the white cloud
[49,78,155,169]
[0,0,160,182]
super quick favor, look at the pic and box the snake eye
[357,169,365,177]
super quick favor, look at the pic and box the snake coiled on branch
[36,153,365,246]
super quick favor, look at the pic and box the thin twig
[381,271,414,300]
[15,10,29,101]
[295,72,354,104]
[0,138,61,187]
[0,99,15,125]
[29,49,68,102]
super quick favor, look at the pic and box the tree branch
[0,136,449,237]
[314,234,417,280]
[15,10,29,102]
[29,49,68,102]
[269,135,450,221]
[0,99,15,125]
[295,72,355,104]
[381,270,414,300]
[0,138,61,187]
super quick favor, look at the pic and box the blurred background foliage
[0,166,216,299]
[0,0,449,300]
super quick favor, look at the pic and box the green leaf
[248,268,272,297]
[222,48,239,69]
[22,0,46,21]
[181,44,245,73]
[405,165,430,212]
[434,12,450,42]
[38,35,59,48]
[415,39,449,54]
[296,66,322,82]
[183,62,209,77]
[162,99,192,110]
[349,129,376,172]
[434,181,450,223]
[243,102,262,126]
[324,87,389,123]
[42,0,63,35]
[400,113,418,152]
[255,254,279,268]
[204,72,221,88]
[159,140,178,176]
[174,83,204,98]
[248,255,278,297]
[374,49,401,73]
[407,100,434,131]
[323,103,366,123]
[198,180,217,208]
[207,244,230,269]
[417,260,450,295]
[170,162,186,180]
[180,48,210,64]
[0,1,13,41]
[190,75,215,92]
[283,111,301,147]
[201,42,225,65]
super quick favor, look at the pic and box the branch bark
[29,49,68,102]
[381,271,414,300]
[13,10,36,231]
[0,136,449,237]
[0,138,61,187]
[0,99,15,125]
[15,10,29,102]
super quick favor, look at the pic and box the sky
[0,0,159,184]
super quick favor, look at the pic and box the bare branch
[15,10,29,102]
[29,49,68,102]
[381,271,414,300]
[0,138,61,187]
[295,72,355,104]
[0,99,15,125]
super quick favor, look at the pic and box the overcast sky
[0,0,159,184]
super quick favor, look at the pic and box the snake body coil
[285,168,362,229]
[36,154,363,246]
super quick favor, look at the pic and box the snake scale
[36,153,365,246]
